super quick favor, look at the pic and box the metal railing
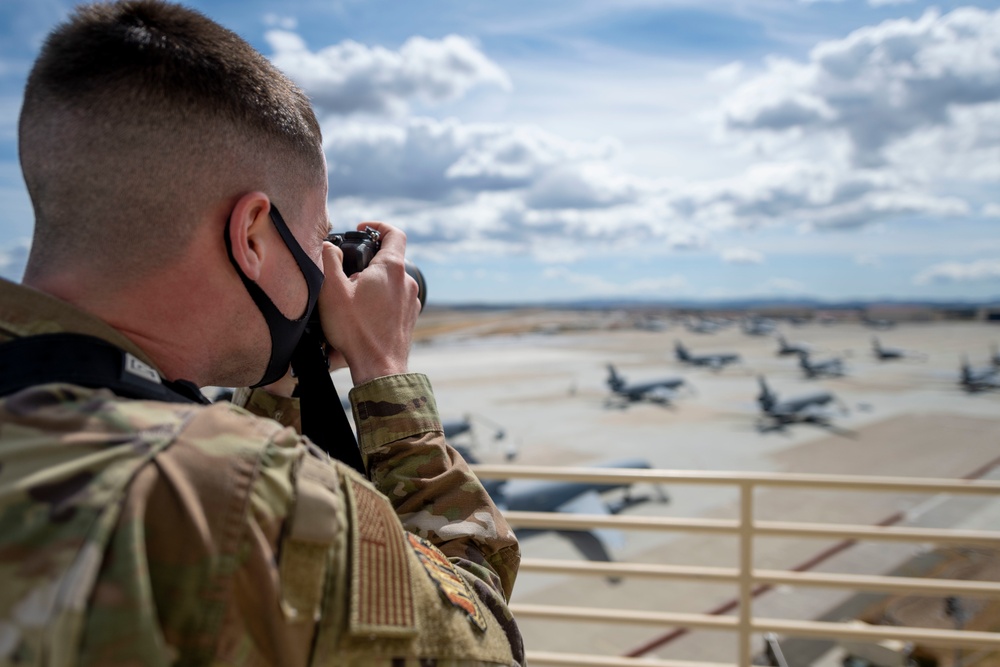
[471,465,1000,666]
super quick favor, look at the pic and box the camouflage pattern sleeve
[78,399,312,667]
[234,387,303,432]
[349,373,521,603]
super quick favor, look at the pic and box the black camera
[326,227,426,309]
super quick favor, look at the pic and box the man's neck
[24,263,227,387]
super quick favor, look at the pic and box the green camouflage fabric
[0,277,524,666]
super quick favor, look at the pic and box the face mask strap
[224,203,325,387]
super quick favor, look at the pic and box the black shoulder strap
[0,332,210,405]
[289,330,367,476]
[0,331,367,476]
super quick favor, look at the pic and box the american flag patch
[348,478,417,636]
[406,532,488,632]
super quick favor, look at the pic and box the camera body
[324,226,427,309]
[327,228,382,277]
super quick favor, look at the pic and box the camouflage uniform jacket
[0,278,523,666]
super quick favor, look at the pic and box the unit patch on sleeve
[405,532,488,632]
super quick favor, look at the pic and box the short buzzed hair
[19,0,324,281]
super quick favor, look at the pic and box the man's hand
[316,221,421,386]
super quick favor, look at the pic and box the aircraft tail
[757,376,776,412]
[607,364,625,391]
[798,351,810,370]
[675,341,689,361]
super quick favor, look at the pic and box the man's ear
[227,191,271,281]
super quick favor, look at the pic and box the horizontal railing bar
[504,511,1000,545]
[520,559,738,583]
[525,651,733,667]
[754,569,1000,598]
[755,520,1000,546]
[513,604,1000,650]
[509,603,737,630]
[518,559,1000,598]
[753,618,1000,650]
[504,511,739,533]
[472,465,1000,495]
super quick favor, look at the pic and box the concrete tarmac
[336,314,1000,663]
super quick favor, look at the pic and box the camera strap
[0,333,211,405]
[0,332,368,476]
[289,331,368,476]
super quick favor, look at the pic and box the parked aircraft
[441,423,670,565]
[871,336,905,361]
[798,350,846,379]
[675,341,740,370]
[442,414,516,466]
[991,343,1000,369]
[775,334,810,357]
[443,415,507,446]
[756,376,843,432]
[606,364,686,406]
[634,316,669,332]
[457,447,669,564]
[742,316,777,337]
[861,315,896,330]
[497,458,670,565]
[684,317,724,335]
[960,357,1000,393]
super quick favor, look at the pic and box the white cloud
[855,253,881,266]
[722,7,1000,167]
[706,61,744,86]
[298,13,983,271]
[914,258,1000,284]
[266,32,511,116]
[323,116,621,200]
[721,247,764,264]
[670,161,968,231]
[322,119,970,264]
[523,162,643,210]
[983,203,1000,218]
[542,267,687,296]
[868,0,915,6]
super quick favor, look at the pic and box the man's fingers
[357,221,406,260]
[321,241,346,281]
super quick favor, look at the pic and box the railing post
[739,481,754,666]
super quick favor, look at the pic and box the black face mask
[225,204,325,387]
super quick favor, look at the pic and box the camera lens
[405,260,427,311]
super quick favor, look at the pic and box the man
[0,2,523,665]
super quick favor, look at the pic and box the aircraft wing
[641,385,675,402]
[557,529,616,563]
[554,489,627,552]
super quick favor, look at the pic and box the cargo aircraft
[493,457,670,566]
[742,316,777,337]
[756,377,845,432]
[798,351,846,379]
[675,341,740,370]
[775,334,810,357]
[606,364,687,406]
[871,337,906,361]
[442,418,669,566]
[959,358,1000,393]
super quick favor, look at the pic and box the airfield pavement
[333,310,1000,664]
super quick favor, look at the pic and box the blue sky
[2,0,1000,304]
